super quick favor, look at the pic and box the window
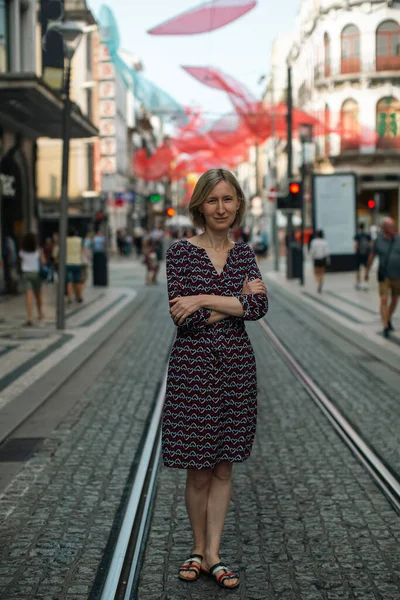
[376,21,400,71]
[376,97,400,149]
[341,25,361,74]
[324,33,331,77]
[0,0,9,72]
[340,99,360,151]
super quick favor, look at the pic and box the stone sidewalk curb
[265,276,400,375]
[0,293,145,445]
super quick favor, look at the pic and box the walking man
[365,218,400,338]
[354,223,371,290]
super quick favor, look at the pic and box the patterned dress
[162,239,269,470]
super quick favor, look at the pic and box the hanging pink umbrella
[148,0,257,35]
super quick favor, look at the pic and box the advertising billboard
[313,173,357,271]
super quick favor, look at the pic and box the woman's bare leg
[34,289,44,319]
[25,289,33,322]
[182,468,213,580]
[203,461,238,588]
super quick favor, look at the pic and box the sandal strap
[189,554,203,563]
[179,554,203,572]
[210,562,238,584]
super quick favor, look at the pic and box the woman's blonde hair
[188,168,246,230]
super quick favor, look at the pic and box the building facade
[0,0,96,292]
[36,0,101,240]
[287,0,400,227]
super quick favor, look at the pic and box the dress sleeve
[166,243,212,330]
[236,245,269,321]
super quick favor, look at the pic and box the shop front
[0,73,98,293]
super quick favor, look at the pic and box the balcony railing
[314,60,400,83]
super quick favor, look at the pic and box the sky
[87,0,300,119]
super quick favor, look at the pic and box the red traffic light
[96,212,103,220]
[289,182,301,194]
[166,207,176,217]
[367,199,375,210]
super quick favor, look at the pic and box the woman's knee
[187,468,213,491]
[212,461,233,482]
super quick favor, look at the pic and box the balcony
[314,61,400,87]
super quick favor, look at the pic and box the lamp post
[47,21,84,330]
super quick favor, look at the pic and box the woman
[19,233,46,326]
[163,168,269,590]
[309,229,330,293]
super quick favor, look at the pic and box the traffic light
[166,207,176,217]
[277,181,303,210]
[367,199,376,210]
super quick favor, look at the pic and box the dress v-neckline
[184,239,236,277]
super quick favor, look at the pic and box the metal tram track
[95,371,167,600]
[259,319,400,515]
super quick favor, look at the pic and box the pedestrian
[52,233,59,282]
[163,168,268,590]
[143,234,160,285]
[365,217,399,338]
[1,234,18,294]
[66,227,83,303]
[354,223,372,290]
[42,237,55,282]
[19,232,46,326]
[309,229,330,293]
[92,229,107,286]
[81,231,93,289]
[133,225,145,258]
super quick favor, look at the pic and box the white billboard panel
[314,174,356,255]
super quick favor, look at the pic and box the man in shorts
[354,223,371,290]
[365,218,400,338]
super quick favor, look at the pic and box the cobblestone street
[137,317,400,600]
[1,264,400,600]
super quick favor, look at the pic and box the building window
[0,0,9,72]
[341,25,361,74]
[376,96,400,149]
[340,99,360,151]
[324,33,331,77]
[324,104,330,156]
[376,21,400,71]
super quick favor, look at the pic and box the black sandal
[178,553,203,582]
[208,561,240,589]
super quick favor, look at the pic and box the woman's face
[200,180,240,232]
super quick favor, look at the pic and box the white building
[286,0,400,226]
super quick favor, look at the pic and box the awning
[0,73,98,139]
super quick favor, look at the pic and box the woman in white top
[309,230,330,293]
[19,233,46,326]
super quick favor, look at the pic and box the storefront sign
[99,42,116,178]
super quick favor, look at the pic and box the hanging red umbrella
[148,0,257,35]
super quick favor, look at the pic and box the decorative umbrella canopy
[148,0,257,35]
[98,4,187,123]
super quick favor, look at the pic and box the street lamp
[47,21,85,330]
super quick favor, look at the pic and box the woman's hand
[242,276,267,296]
[169,296,205,325]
